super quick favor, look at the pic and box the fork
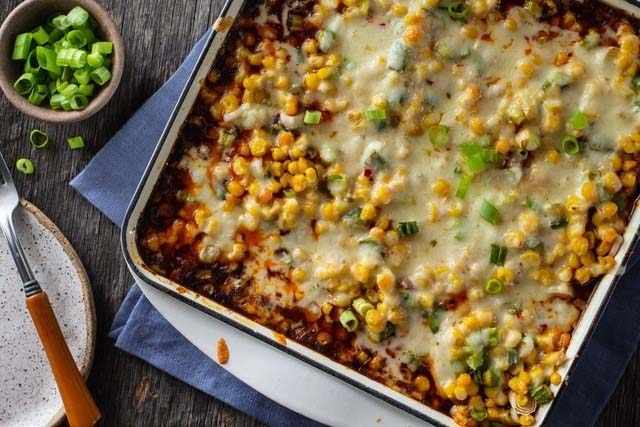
[0,151,101,427]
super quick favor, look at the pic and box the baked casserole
[136,0,640,425]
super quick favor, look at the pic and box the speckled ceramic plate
[0,200,96,427]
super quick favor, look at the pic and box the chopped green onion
[530,384,554,404]
[455,175,471,199]
[12,33,33,60]
[16,158,35,174]
[352,298,374,318]
[218,131,236,147]
[74,68,91,85]
[551,70,572,88]
[56,47,87,68]
[550,217,569,229]
[52,15,71,31]
[29,129,49,148]
[318,29,335,53]
[283,189,296,198]
[66,6,90,27]
[613,193,627,211]
[379,322,396,340]
[13,73,37,95]
[569,111,588,130]
[507,349,519,366]
[470,407,487,422]
[466,352,485,370]
[489,244,507,266]
[24,50,41,73]
[28,89,47,105]
[428,124,449,146]
[541,80,552,91]
[581,32,600,50]
[35,46,60,73]
[424,308,443,333]
[87,52,104,67]
[561,135,581,154]
[397,221,419,237]
[339,309,358,332]
[481,147,498,163]
[289,82,301,94]
[303,110,322,124]
[364,108,386,121]
[78,83,94,96]
[66,29,88,48]
[50,93,65,109]
[480,200,499,224]
[461,143,486,173]
[60,83,78,97]
[482,368,501,387]
[31,27,50,45]
[448,1,469,20]
[69,94,89,110]
[524,196,538,210]
[343,207,365,229]
[484,278,503,294]
[67,136,85,149]
[327,174,347,184]
[92,41,113,55]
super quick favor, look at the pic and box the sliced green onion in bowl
[9,6,115,111]
[67,136,85,149]
[16,158,35,174]
[29,129,49,148]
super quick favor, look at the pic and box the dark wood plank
[0,0,637,426]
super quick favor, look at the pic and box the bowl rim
[0,0,124,123]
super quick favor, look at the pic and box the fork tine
[0,150,16,188]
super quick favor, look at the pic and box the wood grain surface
[0,0,637,426]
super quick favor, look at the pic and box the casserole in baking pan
[123,0,640,425]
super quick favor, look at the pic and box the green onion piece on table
[561,135,581,154]
[428,124,449,146]
[67,136,85,149]
[16,158,35,174]
[448,1,469,20]
[490,244,507,266]
[12,33,32,60]
[339,309,359,332]
[29,129,49,148]
[480,200,499,224]
[455,175,471,199]
[397,221,419,237]
[303,110,322,124]
[352,298,374,318]
[484,278,503,294]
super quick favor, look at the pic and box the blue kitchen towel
[70,31,640,427]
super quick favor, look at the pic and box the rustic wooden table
[0,0,638,426]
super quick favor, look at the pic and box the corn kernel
[226,180,245,197]
[376,269,395,293]
[305,73,320,90]
[232,157,249,176]
[285,95,299,116]
[250,138,268,157]
[621,171,637,187]
[360,203,377,221]
[414,375,431,393]
[432,179,450,197]
[291,268,307,282]
[550,372,562,386]
[570,236,589,256]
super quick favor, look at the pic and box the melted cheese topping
[141,1,640,424]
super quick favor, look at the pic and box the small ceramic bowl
[0,0,123,123]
